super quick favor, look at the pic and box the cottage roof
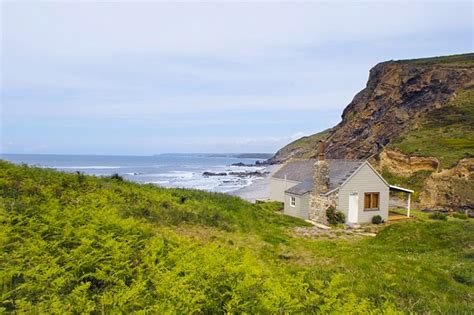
[275,159,364,195]
[285,179,313,195]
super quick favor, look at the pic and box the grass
[382,169,432,201]
[391,89,474,168]
[399,53,474,67]
[1,160,473,313]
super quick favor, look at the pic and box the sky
[1,1,472,155]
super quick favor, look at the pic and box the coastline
[229,164,281,202]
[1,153,271,193]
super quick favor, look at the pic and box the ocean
[0,153,271,193]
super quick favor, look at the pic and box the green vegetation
[381,169,432,201]
[271,128,331,162]
[109,173,124,181]
[1,161,473,313]
[400,53,474,67]
[372,215,383,224]
[453,212,469,220]
[429,212,448,221]
[392,89,474,168]
[326,206,346,225]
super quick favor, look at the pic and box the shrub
[76,171,86,184]
[372,215,383,224]
[429,212,448,221]
[453,212,469,220]
[110,173,124,181]
[326,206,346,225]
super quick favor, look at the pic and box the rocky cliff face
[270,54,474,209]
[271,54,474,163]
[325,57,473,159]
[377,149,439,177]
[419,158,474,210]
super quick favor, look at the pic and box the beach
[229,164,281,202]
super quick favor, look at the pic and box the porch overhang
[389,185,414,218]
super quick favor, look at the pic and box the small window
[364,193,379,210]
[290,196,296,207]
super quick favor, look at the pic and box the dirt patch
[292,225,381,239]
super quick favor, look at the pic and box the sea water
[0,153,270,193]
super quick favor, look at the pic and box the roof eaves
[285,190,311,196]
[389,185,414,193]
[321,187,339,196]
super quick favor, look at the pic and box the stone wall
[313,160,330,194]
[309,192,338,224]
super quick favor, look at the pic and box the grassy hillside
[1,161,473,313]
[391,88,474,168]
[270,128,331,162]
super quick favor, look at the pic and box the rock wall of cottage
[308,192,338,224]
[313,161,329,194]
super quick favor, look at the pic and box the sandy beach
[229,164,281,202]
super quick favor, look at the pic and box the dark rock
[203,172,227,176]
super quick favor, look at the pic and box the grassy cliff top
[397,52,474,67]
[1,161,473,313]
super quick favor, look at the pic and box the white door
[348,192,359,223]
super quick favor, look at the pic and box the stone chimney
[313,140,330,194]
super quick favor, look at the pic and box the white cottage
[269,142,413,224]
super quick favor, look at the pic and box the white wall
[284,193,310,219]
[338,163,390,223]
[269,177,299,202]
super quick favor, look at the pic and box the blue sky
[1,1,472,155]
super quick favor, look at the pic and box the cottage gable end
[338,161,389,191]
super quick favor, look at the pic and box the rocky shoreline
[203,170,269,177]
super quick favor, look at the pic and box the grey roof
[273,159,316,182]
[285,179,313,195]
[274,159,365,195]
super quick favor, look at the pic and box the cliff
[270,53,474,209]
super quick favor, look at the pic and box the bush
[453,212,469,220]
[326,206,346,225]
[372,215,383,224]
[429,212,448,221]
[110,173,124,181]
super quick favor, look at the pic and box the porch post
[407,192,411,218]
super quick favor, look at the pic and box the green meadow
[1,161,473,313]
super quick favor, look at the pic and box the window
[364,193,379,210]
[290,196,296,207]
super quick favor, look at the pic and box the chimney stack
[313,140,330,194]
[318,140,325,161]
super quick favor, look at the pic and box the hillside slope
[270,128,331,162]
[269,53,474,209]
[1,161,473,313]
